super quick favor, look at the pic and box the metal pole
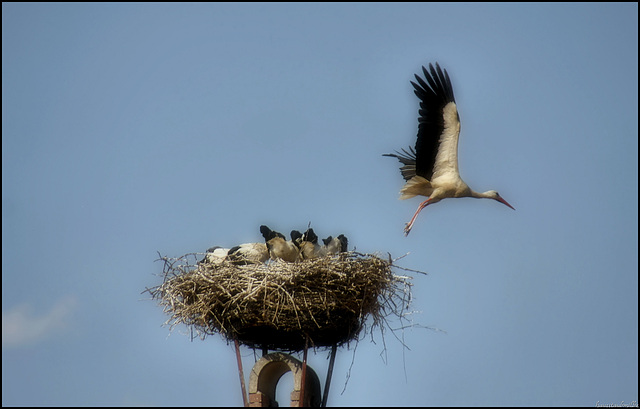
[321,344,337,407]
[299,337,309,407]
[234,339,249,407]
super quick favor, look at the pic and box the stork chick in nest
[260,225,300,262]
[321,234,349,256]
[226,242,269,265]
[199,246,229,264]
[298,228,323,260]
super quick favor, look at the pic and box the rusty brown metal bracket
[299,336,309,407]
[234,339,248,407]
[321,344,337,407]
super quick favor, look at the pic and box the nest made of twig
[146,252,413,351]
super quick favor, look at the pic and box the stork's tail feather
[399,175,432,200]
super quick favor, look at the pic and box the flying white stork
[384,63,515,236]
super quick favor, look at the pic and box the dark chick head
[322,236,333,246]
[337,234,348,252]
[260,225,285,241]
[302,228,318,244]
[260,225,272,240]
[290,230,303,247]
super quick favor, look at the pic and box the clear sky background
[2,3,638,407]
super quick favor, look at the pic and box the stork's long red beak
[497,197,515,210]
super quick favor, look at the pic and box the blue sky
[2,3,637,406]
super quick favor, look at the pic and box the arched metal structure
[248,352,321,407]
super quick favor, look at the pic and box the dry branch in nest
[145,252,414,352]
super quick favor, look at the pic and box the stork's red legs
[404,198,432,236]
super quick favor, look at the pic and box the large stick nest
[146,252,413,351]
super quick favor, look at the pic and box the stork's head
[260,225,285,241]
[337,234,349,252]
[290,230,303,248]
[302,228,318,244]
[486,190,515,210]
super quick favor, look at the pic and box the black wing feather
[382,147,417,182]
[412,63,457,179]
[385,62,457,181]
